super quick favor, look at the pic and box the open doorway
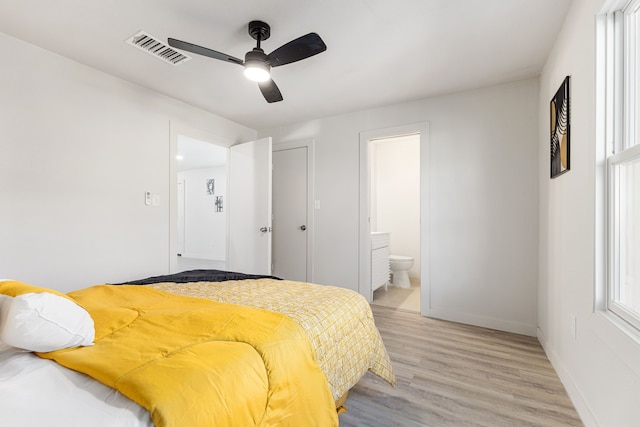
[359,122,430,315]
[175,134,228,272]
[169,129,273,275]
[369,134,421,312]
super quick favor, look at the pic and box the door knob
[260,227,268,233]
[299,225,307,231]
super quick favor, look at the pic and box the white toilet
[389,255,414,288]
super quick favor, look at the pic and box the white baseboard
[426,307,537,336]
[537,327,598,427]
[179,252,216,260]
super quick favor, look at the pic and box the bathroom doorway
[369,135,421,312]
[358,122,430,315]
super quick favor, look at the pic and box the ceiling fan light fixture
[244,61,270,82]
[244,49,271,82]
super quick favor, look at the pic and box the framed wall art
[550,76,570,178]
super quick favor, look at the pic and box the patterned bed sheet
[148,278,396,400]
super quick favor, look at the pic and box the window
[605,0,640,331]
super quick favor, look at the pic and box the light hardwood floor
[339,306,583,427]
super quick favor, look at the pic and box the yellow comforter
[39,285,338,427]
[149,278,397,400]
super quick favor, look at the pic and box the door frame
[358,122,430,315]
[176,179,185,256]
[273,139,315,282]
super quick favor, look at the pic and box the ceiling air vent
[126,31,191,66]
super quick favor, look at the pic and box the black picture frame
[550,76,570,178]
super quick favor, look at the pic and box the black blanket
[113,269,281,286]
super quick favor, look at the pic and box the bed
[0,271,395,426]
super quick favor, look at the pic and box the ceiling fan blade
[168,38,244,65]
[258,79,283,103]
[266,33,327,67]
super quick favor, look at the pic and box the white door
[227,137,272,275]
[273,146,308,281]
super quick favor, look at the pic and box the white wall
[0,32,256,292]
[259,77,540,336]
[371,135,421,278]
[178,167,227,260]
[538,0,640,425]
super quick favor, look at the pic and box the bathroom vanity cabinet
[370,232,390,299]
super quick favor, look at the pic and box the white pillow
[0,292,94,352]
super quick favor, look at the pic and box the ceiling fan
[168,21,327,103]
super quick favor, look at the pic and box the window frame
[605,0,640,332]
[607,144,640,329]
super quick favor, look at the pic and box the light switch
[152,195,161,206]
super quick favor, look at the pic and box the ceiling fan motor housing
[245,48,269,66]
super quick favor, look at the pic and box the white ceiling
[0,0,572,130]
[177,135,228,172]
